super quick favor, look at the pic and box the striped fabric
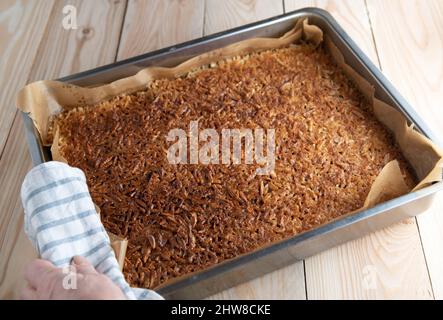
[21,161,163,300]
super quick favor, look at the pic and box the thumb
[71,256,98,275]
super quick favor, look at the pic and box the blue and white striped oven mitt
[20,161,163,300]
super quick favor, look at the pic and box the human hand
[21,256,126,300]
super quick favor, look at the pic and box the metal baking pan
[21,8,443,299]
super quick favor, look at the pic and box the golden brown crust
[55,43,415,289]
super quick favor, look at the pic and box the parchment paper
[16,18,443,270]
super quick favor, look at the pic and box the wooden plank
[204,0,284,35]
[203,0,306,300]
[0,0,55,157]
[366,0,443,300]
[117,0,205,60]
[207,262,306,299]
[0,118,35,299]
[305,220,432,299]
[284,0,378,62]
[285,0,433,299]
[0,0,127,299]
[417,200,443,299]
[28,0,127,80]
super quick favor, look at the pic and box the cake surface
[55,43,415,288]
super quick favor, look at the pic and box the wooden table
[1,0,442,300]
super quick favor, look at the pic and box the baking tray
[21,8,443,299]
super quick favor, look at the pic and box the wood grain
[203,0,305,300]
[204,0,284,35]
[28,0,127,80]
[117,0,205,60]
[0,0,54,157]
[207,262,306,299]
[1,0,441,300]
[417,199,443,300]
[305,220,432,299]
[0,118,35,299]
[366,0,443,300]
[0,0,127,299]
[284,0,378,62]
[285,0,433,299]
